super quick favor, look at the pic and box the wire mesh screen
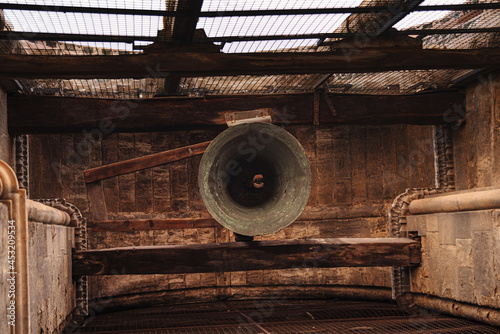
[0,0,499,97]
[73,300,500,333]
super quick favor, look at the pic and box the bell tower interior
[1,1,500,333]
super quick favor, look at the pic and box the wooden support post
[72,238,421,276]
[313,90,320,126]
[323,91,337,117]
[86,181,108,221]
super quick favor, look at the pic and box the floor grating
[73,299,500,333]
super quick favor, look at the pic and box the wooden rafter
[1,48,499,79]
[72,238,422,276]
[8,91,465,134]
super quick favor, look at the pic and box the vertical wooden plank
[315,126,334,205]
[350,126,367,203]
[365,127,384,202]
[333,125,352,205]
[102,133,119,213]
[151,132,171,213]
[313,90,320,126]
[134,133,153,214]
[86,181,108,221]
[170,131,189,213]
[118,133,135,212]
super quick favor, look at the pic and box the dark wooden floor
[73,299,500,333]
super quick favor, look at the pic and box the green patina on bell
[199,123,311,236]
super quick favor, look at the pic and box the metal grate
[72,300,500,333]
[1,0,499,98]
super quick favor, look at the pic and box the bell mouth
[226,155,278,208]
[198,123,311,236]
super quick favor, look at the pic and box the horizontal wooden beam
[8,91,465,134]
[89,218,219,231]
[1,48,500,79]
[89,204,386,232]
[84,141,211,183]
[4,28,500,45]
[72,238,421,276]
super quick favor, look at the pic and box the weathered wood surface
[86,181,108,221]
[84,141,211,183]
[9,91,465,133]
[1,48,500,79]
[72,238,421,276]
[91,204,387,231]
[89,218,219,231]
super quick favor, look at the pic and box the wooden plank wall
[454,72,500,190]
[29,124,435,217]
[29,123,435,305]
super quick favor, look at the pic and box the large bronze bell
[198,123,311,236]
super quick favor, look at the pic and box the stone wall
[408,209,500,309]
[27,221,75,333]
[454,71,500,190]
[406,71,500,313]
[0,203,75,333]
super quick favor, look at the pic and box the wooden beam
[84,141,211,183]
[8,91,465,134]
[159,0,204,95]
[172,0,204,43]
[86,181,108,220]
[1,48,500,79]
[72,238,421,276]
[88,204,386,232]
[89,218,219,231]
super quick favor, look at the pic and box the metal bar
[1,3,499,17]
[2,28,499,45]
[0,31,155,43]
[373,0,425,36]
